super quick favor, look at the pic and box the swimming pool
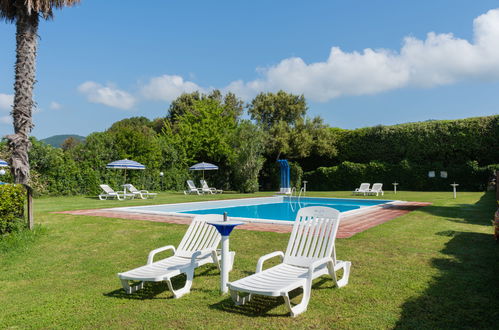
[116,196,394,223]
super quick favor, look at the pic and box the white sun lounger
[118,214,234,298]
[124,184,157,199]
[368,183,384,196]
[200,180,223,194]
[184,180,203,195]
[228,206,351,317]
[98,184,134,200]
[353,183,370,195]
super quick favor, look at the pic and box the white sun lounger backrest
[359,183,370,191]
[371,183,382,191]
[187,180,198,190]
[200,180,209,190]
[100,184,115,194]
[175,214,222,258]
[124,184,139,193]
[283,206,341,268]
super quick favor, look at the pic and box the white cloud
[141,74,205,101]
[0,94,13,111]
[78,81,136,110]
[90,8,499,105]
[49,101,62,110]
[0,116,11,124]
[220,8,499,101]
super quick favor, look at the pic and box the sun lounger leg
[165,270,194,299]
[282,284,311,317]
[329,261,351,288]
[121,279,144,294]
[211,250,221,271]
[228,251,235,272]
[230,289,252,305]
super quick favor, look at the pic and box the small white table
[207,220,243,294]
[392,182,399,194]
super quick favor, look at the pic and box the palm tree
[0,0,80,184]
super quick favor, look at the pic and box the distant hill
[40,134,85,148]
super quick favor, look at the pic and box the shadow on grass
[104,266,219,300]
[209,277,332,317]
[418,191,496,226]
[395,231,499,329]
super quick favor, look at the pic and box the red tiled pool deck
[56,201,431,238]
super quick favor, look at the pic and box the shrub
[290,161,303,189]
[230,121,265,193]
[0,184,26,234]
[335,115,499,166]
[303,161,499,191]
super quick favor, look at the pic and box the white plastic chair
[118,214,234,298]
[200,180,223,194]
[184,180,203,195]
[124,184,157,199]
[228,206,351,317]
[368,183,384,196]
[353,183,370,196]
[98,184,134,200]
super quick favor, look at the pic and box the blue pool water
[180,197,390,221]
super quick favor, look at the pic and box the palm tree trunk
[7,10,38,185]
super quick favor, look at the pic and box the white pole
[220,235,229,294]
[451,183,458,199]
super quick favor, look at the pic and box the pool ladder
[298,187,305,201]
[289,187,305,212]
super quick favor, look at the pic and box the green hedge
[0,184,26,234]
[335,115,499,166]
[304,161,499,192]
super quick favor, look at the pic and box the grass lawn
[1,191,497,329]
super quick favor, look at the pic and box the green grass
[0,191,497,329]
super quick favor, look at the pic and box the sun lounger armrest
[308,257,334,279]
[147,245,176,264]
[256,251,284,273]
[190,249,215,266]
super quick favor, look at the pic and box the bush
[230,121,265,193]
[290,161,303,189]
[303,161,499,191]
[0,184,26,234]
[335,115,499,166]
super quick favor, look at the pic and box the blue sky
[1,0,499,139]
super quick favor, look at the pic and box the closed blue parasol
[106,159,145,184]
[189,162,218,179]
[0,159,8,178]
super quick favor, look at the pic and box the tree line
[1,90,497,195]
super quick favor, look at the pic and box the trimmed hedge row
[335,115,499,166]
[303,161,499,191]
[0,184,26,234]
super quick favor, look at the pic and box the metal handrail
[288,187,297,212]
[298,187,305,202]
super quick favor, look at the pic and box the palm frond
[0,0,81,21]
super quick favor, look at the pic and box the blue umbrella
[189,162,218,180]
[106,159,145,183]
